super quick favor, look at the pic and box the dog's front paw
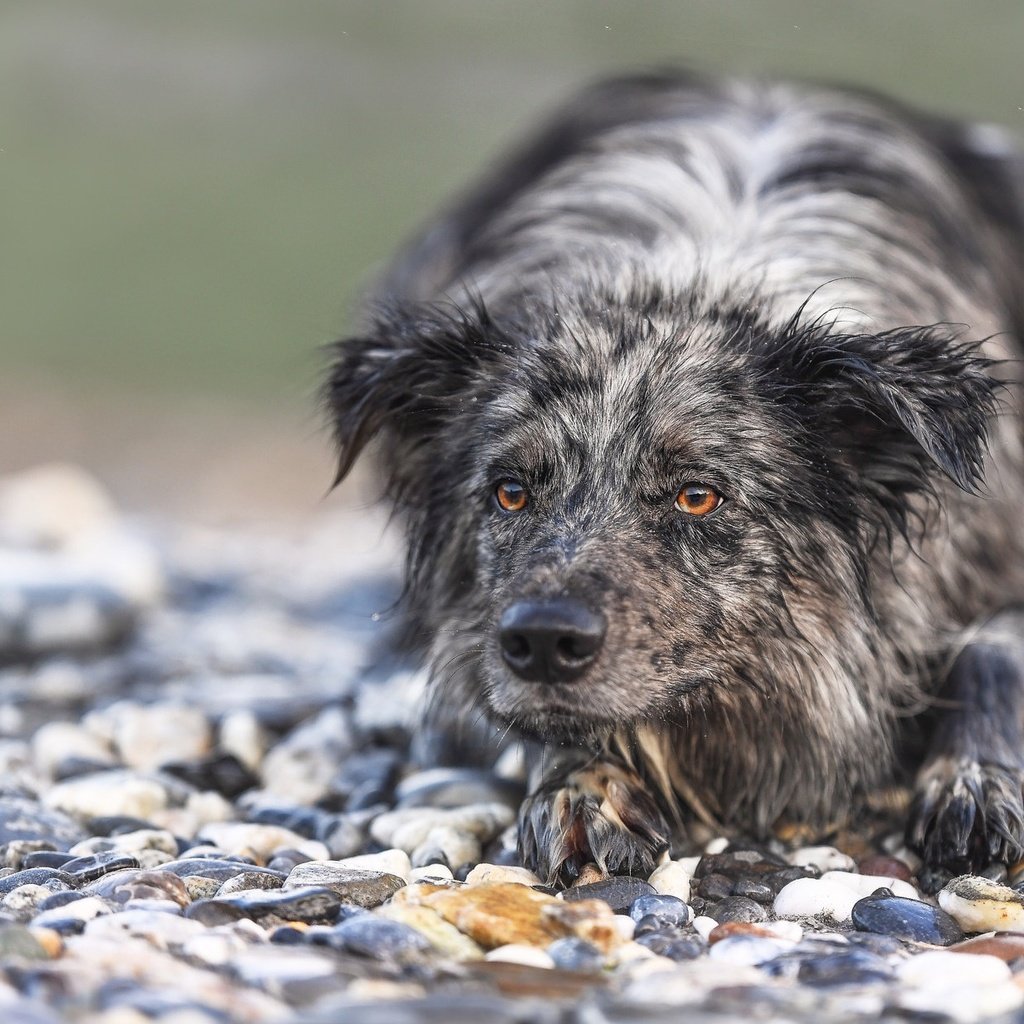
[518,759,672,886]
[908,756,1024,884]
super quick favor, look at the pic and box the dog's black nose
[499,600,606,683]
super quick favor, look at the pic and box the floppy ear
[323,303,509,487]
[802,325,995,493]
[781,325,1000,499]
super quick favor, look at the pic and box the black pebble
[635,930,705,961]
[62,852,141,882]
[547,937,605,971]
[21,852,74,871]
[162,754,258,799]
[564,877,655,913]
[697,873,732,901]
[797,949,895,986]
[711,895,768,924]
[851,893,964,946]
[731,879,774,903]
[0,868,77,894]
[629,893,692,928]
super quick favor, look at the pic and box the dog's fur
[325,72,1024,888]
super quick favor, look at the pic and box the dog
[324,72,1024,889]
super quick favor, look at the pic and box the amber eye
[495,479,528,513]
[675,483,723,516]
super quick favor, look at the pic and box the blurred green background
[2,1,1022,518]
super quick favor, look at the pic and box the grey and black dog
[324,72,1024,889]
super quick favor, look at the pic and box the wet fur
[324,73,1024,886]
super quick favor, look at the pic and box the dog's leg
[518,747,672,886]
[909,608,1024,888]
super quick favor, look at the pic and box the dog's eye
[495,479,528,513]
[675,483,723,516]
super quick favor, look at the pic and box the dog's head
[325,289,997,746]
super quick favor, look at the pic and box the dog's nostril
[499,599,607,683]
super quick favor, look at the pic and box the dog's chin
[484,678,626,746]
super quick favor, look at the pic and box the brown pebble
[572,863,606,887]
[857,855,913,883]
[949,933,1024,963]
[707,921,779,945]
[27,928,63,958]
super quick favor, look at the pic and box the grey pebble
[61,851,141,882]
[0,798,85,851]
[185,885,342,926]
[629,893,692,927]
[283,863,405,907]
[851,891,964,946]
[711,894,768,924]
[547,936,605,971]
[564,876,655,913]
[82,868,190,906]
[317,915,432,961]
[216,870,286,896]
[0,869,76,895]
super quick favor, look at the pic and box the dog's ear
[784,326,1000,497]
[323,304,509,487]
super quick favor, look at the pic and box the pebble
[330,848,412,882]
[320,915,433,962]
[82,868,190,907]
[647,860,692,902]
[773,877,860,923]
[185,885,342,926]
[259,706,355,804]
[370,804,515,852]
[30,722,115,778]
[377,902,484,960]
[547,936,606,971]
[938,874,1024,933]
[787,845,856,873]
[0,796,86,850]
[851,891,964,945]
[464,864,541,887]
[707,934,793,965]
[61,851,142,882]
[44,770,183,821]
[796,948,895,986]
[410,825,481,871]
[629,893,692,928]
[283,862,406,907]
[820,868,919,900]
[410,863,455,883]
[195,822,327,864]
[84,700,212,772]
[564,877,655,913]
[857,854,914,882]
[485,944,555,968]
[710,895,768,924]
[949,933,1024,961]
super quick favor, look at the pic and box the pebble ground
[2,464,1024,1024]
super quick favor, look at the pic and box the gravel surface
[1,464,1024,1024]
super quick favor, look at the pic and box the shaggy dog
[324,72,1024,889]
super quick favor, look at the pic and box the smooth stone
[763,866,816,895]
[83,700,212,772]
[634,930,706,961]
[629,893,692,928]
[215,870,286,896]
[710,895,768,924]
[44,770,186,821]
[20,852,74,870]
[692,915,719,939]
[196,822,327,863]
[398,881,622,952]
[34,890,87,914]
[858,854,914,882]
[774,877,860,923]
[218,710,268,773]
[0,869,76,895]
[267,850,313,874]
[283,863,406,907]
[83,909,207,946]
[647,860,692,902]
[708,921,791,944]
[82,868,190,907]
[69,828,178,858]
[2,838,58,870]
[4,883,70,916]
[329,848,412,882]
[31,895,112,931]
[322,915,433,961]
[696,848,786,878]
[259,706,355,804]
[377,902,484,960]
[696,873,732,901]
[410,825,481,871]
[896,948,1011,985]
[153,858,282,884]
[939,875,1024,933]
[0,797,85,850]
[371,804,515,853]
[30,722,115,779]
[564,877,655,913]
[820,869,918,901]
[395,767,524,811]
[185,885,342,926]
[787,846,856,873]
[162,754,258,799]
[327,747,402,810]
[547,936,605,971]
[61,851,141,882]
[851,892,964,945]
[797,948,894,986]
[708,934,793,965]
[949,933,1024,961]
[485,944,555,968]
[731,879,774,903]
[464,864,541,887]
[0,924,56,960]
[411,863,455,883]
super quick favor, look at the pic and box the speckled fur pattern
[324,73,1024,886]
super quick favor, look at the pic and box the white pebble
[820,869,918,901]
[31,722,114,778]
[218,710,267,773]
[708,935,794,965]
[411,826,480,871]
[484,944,554,968]
[647,860,691,902]
[896,951,1021,1021]
[938,875,1024,933]
[703,836,729,855]
[787,845,856,873]
[897,949,1010,986]
[333,849,412,882]
[464,863,542,887]
[612,916,636,941]
[774,877,859,923]
[410,863,454,883]
[691,915,718,939]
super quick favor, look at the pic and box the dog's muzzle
[498,599,606,683]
